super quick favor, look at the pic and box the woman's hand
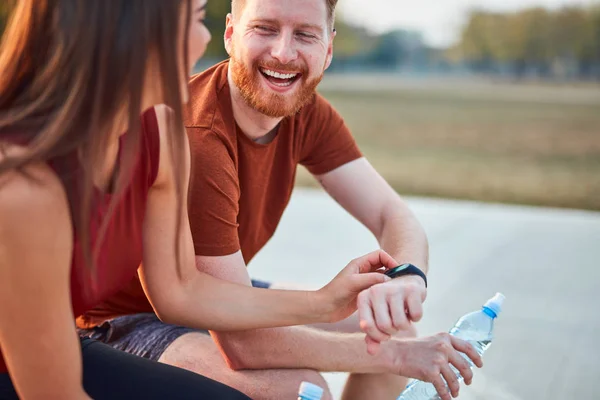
[316,250,395,323]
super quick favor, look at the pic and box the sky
[338,0,598,47]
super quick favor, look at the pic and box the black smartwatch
[384,263,427,288]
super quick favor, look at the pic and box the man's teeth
[261,68,298,80]
[272,80,293,87]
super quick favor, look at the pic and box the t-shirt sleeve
[298,93,363,175]
[187,127,241,256]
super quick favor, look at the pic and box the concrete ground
[249,188,600,400]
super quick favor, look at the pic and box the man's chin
[250,88,305,118]
[253,102,298,119]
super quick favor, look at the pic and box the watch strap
[384,263,427,288]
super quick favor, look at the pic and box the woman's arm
[139,106,392,331]
[0,163,89,399]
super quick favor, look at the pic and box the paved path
[250,188,600,399]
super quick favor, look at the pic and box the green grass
[296,77,600,211]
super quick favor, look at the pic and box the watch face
[385,264,410,278]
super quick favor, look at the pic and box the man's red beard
[230,48,324,118]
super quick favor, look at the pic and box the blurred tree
[328,20,376,72]
[368,31,409,68]
[484,14,513,64]
[364,30,427,70]
[511,8,552,77]
[552,8,587,57]
[0,0,14,37]
[332,20,369,58]
[456,5,599,80]
[458,11,498,72]
[591,6,600,79]
[203,0,231,60]
[579,6,600,79]
[550,7,589,77]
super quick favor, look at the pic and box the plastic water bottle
[397,293,505,400]
[298,381,324,400]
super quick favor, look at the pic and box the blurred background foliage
[2,2,599,79]
[0,1,13,35]
[1,2,598,210]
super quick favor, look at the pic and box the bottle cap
[299,381,324,400]
[483,292,505,317]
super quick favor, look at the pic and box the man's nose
[270,33,298,65]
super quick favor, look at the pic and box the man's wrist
[385,263,427,288]
[329,334,400,374]
[375,338,407,374]
[399,274,427,288]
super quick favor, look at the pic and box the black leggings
[0,338,251,400]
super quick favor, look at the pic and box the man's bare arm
[316,158,429,351]
[317,158,428,271]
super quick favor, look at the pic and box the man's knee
[158,332,221,373]
[222,368,332,400]
[217,368,333,400]
[159,334,333,400]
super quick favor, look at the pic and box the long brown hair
[0,0,191,275]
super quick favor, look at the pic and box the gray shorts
[78,279,271,362]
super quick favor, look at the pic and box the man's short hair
[231,0,338,30]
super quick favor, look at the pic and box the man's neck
[227,64,283,144]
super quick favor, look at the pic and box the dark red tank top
[0,107,161,373]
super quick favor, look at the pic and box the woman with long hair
[0,0,395,398]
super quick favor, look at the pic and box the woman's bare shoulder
[0,144,72,252]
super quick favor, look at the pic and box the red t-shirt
[0,108,160,373]
[80,60,363,326]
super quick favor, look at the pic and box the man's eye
[256,26,276,33]
[298,32,316,40]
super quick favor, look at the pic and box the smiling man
[174,0,430,397]
[73,1,475,399]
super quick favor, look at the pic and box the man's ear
[224,13,234,56]
[324,28,336,70]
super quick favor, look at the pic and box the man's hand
[317,250,397,323]
[386,333,483,400]
[357,274,427,354]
